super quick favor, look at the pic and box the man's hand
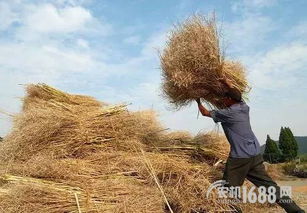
[195,98,201,104]
[196,98,211,117]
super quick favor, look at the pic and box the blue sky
[0,0,306,144]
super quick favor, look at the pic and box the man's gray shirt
[210,102,261,158]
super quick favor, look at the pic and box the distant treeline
[263,127,299,163]
[295,136,307,154]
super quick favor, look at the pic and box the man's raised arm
[196,98,211,117]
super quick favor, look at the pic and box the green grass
[298,153,307,163]
[282,161,296,175]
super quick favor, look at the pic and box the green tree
[284,127,298,158]
[279,127,297,161]
[263,135,281,163]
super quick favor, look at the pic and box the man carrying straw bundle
[160,14,305,212]
[196,77,305,213]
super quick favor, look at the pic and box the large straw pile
[0,84,278,212]
[160,15,249,109]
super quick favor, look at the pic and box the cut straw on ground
[0,84,279,212]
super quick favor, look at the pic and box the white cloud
[101,30,168,77]
[0,1,110,78]
[248,42,307,90]
[224,14,274,55]
[55,0,92,7]
[76,38,89,48]
[231,0,277,12]
[0,43,96,75]
[249,95,307,144]
[10,2,111,42]
[107,82,162,110]
[244,40,307,142]
[227,0,277,56]
[0,2,18,30]
[245,0,277,8]
[23,4,92,34]
[288,21,307,41]
[123,35,141,45]
[141,30,168,58]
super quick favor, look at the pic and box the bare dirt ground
[277,176,307,211]
[249,176,307,213]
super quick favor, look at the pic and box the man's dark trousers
[223,154,304,213]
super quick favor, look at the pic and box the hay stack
[160,15,249,109]
[0,84,277,212]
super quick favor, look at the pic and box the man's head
[220,88,242,107]
[220,96,239,107]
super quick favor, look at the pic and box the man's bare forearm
[196,99,211,117]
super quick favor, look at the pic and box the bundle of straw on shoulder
[160,14,249,109]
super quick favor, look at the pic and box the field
[1,84,306,212]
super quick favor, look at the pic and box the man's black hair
[225,87,242,102]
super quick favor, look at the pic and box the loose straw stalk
[139,148,174,213]
[74,193,82,213]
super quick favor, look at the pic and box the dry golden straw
[0,84,279,212]
[160,14,249,109]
